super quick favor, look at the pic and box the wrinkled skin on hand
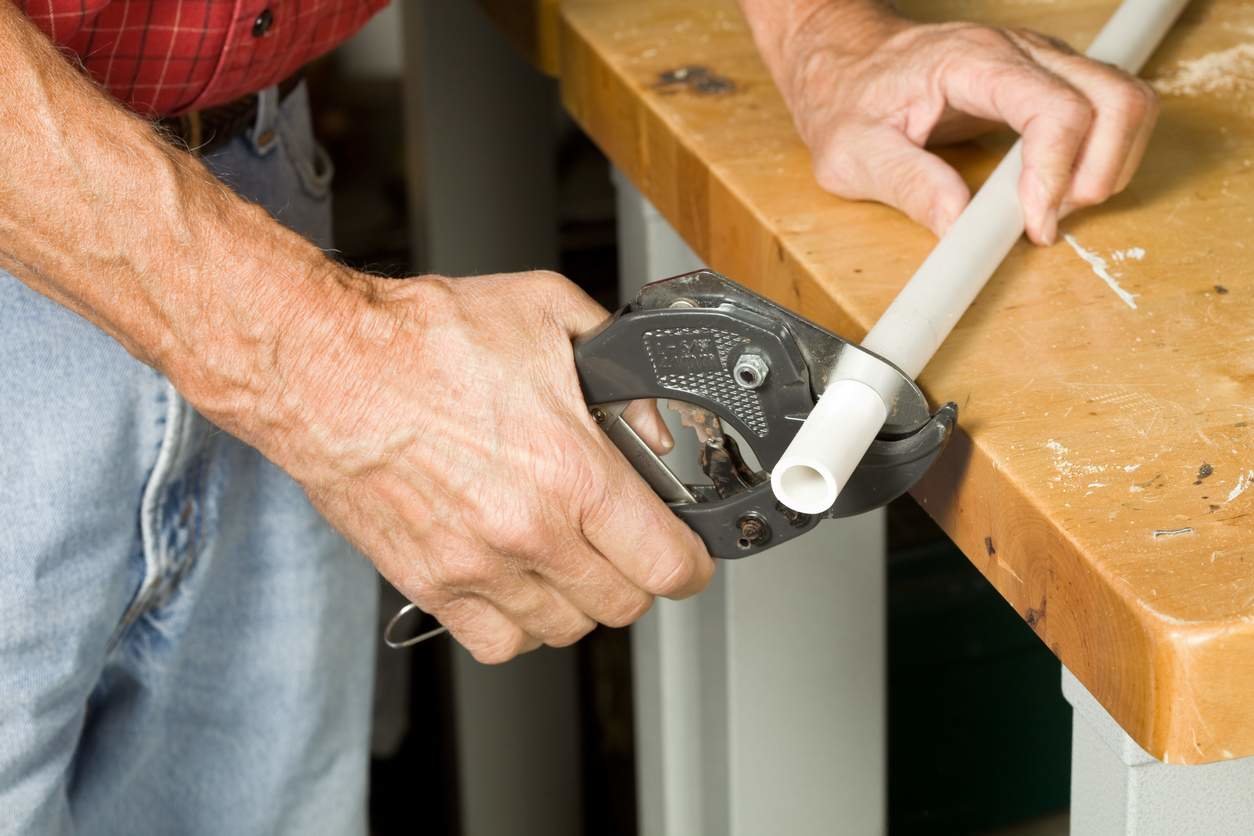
[765,10,1160,244]
[270,270,714,664]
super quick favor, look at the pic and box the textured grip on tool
[575,305,814,468]
[642,327,769,438]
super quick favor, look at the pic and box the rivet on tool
[590,407,608,424]
[735,514,770,550]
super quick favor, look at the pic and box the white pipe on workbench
[771,0,1191,515]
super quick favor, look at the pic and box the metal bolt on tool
[733,352,769,389]
[736,514,770,550]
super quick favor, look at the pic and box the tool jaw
[574,270,956,559]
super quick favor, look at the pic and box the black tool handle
[574,305,814,469]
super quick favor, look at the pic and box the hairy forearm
[737,0,903,72]
[0,4,359,444]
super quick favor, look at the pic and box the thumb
[818,127,970,237]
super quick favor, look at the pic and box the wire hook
[383,602,449,649]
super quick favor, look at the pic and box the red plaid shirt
[15,0,388,116]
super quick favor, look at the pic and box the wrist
[185,256,433,486]
[161,213,369,463]
[744,1,910,104]
[747,1,905,63]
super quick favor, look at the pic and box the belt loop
[248,86,280,155]
[185,111,203,153]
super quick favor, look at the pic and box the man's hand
[245,270,713,664]
[739,1,1160,245]
[0,3,710,666]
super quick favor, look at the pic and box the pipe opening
[774,463,837,515]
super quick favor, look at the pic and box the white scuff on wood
[1063,234,1140,310]
[1045,438,1110,482]
[1111,247,1146,262]
[1152,43,1254,97]
[1226,471,1254,502]
[1153,527,1195,540]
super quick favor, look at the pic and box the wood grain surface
[557,0,1254,763]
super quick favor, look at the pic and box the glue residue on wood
[1152,43,1254,97]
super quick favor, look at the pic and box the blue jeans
[0,84,378,835]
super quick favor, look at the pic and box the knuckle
[577,479,617,535]
[438,552,498,590]
[489,510,550,559]
[1110,85,1151,123]
[601,592,654,629]
[471,633,525,665]
[527,269,574,298]
[399,579,445,613]
[645,550,698,597]
[1128,80,1160,120]
[547,618,595,648]
[528,268,566,286]
[812,148,856,195]
[1059,93,1095,125]
[1041,33,1077,55]
[1069,179,1111,208]
[957,24,1012,52]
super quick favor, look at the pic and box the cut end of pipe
[770,378,889,516]
[771,461,839,516]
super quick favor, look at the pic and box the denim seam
[107,380,187,650]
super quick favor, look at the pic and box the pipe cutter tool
[385,270,958,649]
[574,270,957,559]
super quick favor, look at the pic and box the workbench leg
[1064,667,1254,835]
[400,5,581,836]
[616,172,887,836]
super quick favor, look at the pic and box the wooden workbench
[553,0,1254,768]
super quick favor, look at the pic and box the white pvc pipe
[772,0,1189,515]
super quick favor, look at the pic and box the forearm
[0,4,356,443]
[737,0,903,74]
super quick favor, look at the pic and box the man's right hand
[254,269,715,664]
[0,1,712,664]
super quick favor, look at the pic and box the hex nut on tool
[733,352,769,390]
